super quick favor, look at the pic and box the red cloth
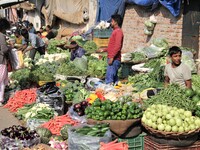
[105,27,123,61]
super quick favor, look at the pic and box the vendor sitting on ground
[164,46,192,89]
[67,40,86,61]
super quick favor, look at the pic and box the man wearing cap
[65,40,86,61]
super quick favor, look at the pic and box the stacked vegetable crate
[144,136,200,150]
[118,134,145,150]
[92,29,112,47]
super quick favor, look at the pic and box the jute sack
[87,118,141,136]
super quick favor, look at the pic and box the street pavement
[0,107,21,130]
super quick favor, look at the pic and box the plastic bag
[73,56,88,71]
[0,134,40,150]
[181,50,197,73]
[37,90,65,115]
[67,106,87,123]
[152,38,169,49]
[85,77,103,91]
[96,83,116,93]
[8,48,24,71]
[132,63,153,72]
[26,118,48,130]
[68,124,112,150]
[142,44,164,58]
[144,20,155,30]
[144,28,153,35]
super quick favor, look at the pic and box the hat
[70,35,86,47]
[68,40,78,49]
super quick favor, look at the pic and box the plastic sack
[144,28,153,35]
[68,124,112,150]
[26,118,48,130]
[181,50,197,73]
[152,38,169,49]
[67,106,87,123]
[96,83,116,93]
[37,90,65,115]
[0,134,40,150]
[132,63,153,72]
[73,56,88,71]
[85,77,103,91]
[144,20,155,30]
[142,44,164,58]
[8,49,24,71]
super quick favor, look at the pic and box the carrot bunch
[100,140,129,150]
[41,114,79,135]
[3,88,37,112]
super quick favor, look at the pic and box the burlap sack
[87,118,141,136]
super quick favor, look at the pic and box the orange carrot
[100,140,129,150]
[3,88,37,112]
[41,114,79,135]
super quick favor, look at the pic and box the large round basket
[142,121,199,140]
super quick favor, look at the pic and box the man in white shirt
[164,46,192,88]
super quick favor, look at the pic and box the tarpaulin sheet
[96,0,125,22]
[43,0,89,25]
[159,0,181,17]
[126,0,159,10]
[126,0,181,17]
[0,0,26,8]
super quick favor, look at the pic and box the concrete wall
[122,5,183,53]
[28,10,41,31]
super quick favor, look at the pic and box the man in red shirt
[97,14,124,85]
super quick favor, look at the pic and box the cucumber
[87,130,100,136]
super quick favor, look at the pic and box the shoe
[0,102,3,107]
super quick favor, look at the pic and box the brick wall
[122,4,183,53]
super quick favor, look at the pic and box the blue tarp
[96,0,125,22]
[159,0,181,17]
[126,0,159,10]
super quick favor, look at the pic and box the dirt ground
[0,107,21,130]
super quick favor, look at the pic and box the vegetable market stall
[2,36,200,150]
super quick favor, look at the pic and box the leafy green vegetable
[10,68,32,89]
[83,41,98,54]
[36,127,52,144]
[152,38,169,49]
[131,52,146,62]
[60,124,72,140]
[47,39,65,54]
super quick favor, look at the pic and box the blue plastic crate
[93,29,112,38]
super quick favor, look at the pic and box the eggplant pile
[1,125,39,140]
[73,101,89,116]
[0,125,40,149]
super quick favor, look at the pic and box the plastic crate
[144,136,200,150]
[118,134,145,150]
[93,37,109,48]
[93,29,112,38]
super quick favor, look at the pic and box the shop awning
[0,0,27,8]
